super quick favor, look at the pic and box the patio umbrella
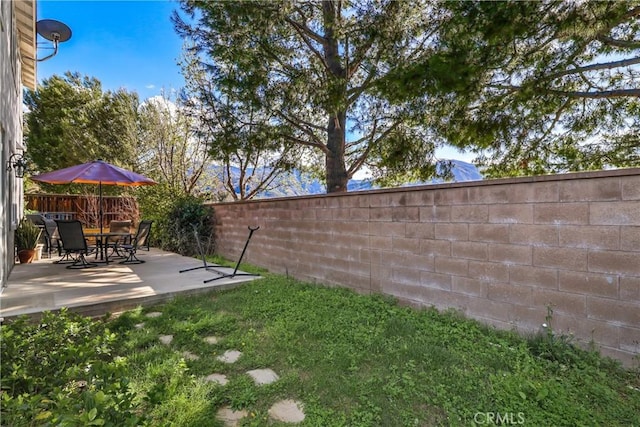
[31,159,156,234]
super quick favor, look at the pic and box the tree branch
[544,56,640,81]
[274,111,327,150]
[282,134,329,153]
[348,78,378,109]
[622,5,640,20]
[545,88,640,98]
[597,35,640,49]
[346,120,378,178]
[285,17,330,72]
[347,120,402,177]
[286,10,327,45]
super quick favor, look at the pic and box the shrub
[157,195,215,257]
[0,309,144,426]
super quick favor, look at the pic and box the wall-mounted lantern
[6,153,27,178]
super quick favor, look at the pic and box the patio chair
[42,218,68,262]
[55,220,98,269]
[119,220,153,264]
[26,213,45,227]
[137,221,152,251]
[105,220,132,258]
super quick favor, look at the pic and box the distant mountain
[439,159,484,182]
[213,160,482,199]
[341,159,483,194]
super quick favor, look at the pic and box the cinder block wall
[210,169,640,366]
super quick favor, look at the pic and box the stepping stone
[204,336,219,345]
[216,350,242,363]
[268,399,305,424]
[204,373,228,385]
[159,335,173,345]
[216,406,248,427]
[134,323,145,329]
[145,312,162,318]
[247,368,279,385]
[182,351,199,361]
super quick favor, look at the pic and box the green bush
[0,309,144,426]
[157,195,215,257]
[135,183,174,247]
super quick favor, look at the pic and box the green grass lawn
[2,267,640,426]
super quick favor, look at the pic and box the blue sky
[37,0,185,100]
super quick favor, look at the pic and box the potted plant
[15,218,42,263]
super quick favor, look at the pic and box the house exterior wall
[1,1,32,289]
[210,168,640,366]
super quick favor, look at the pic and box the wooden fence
[25,194,140,228]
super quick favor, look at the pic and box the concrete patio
[0,248,260,319]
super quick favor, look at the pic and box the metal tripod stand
[179,225,260,284]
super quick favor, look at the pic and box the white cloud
[145,84,156,89]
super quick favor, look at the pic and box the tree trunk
[323,1,348,193]
[326,111,348,193]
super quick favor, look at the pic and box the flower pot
[17,249,36,264]
[35,243,44,260]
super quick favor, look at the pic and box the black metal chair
[105,220,132,258]
[41,218,66,261]
[55,220,98,269]
[26,213,45,226]
[138,220,152,251]
[119,220,153,264]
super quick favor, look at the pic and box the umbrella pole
[99,181,104,235]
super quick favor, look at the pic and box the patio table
[83,231,132,264]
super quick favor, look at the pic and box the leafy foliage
[137,92,226,199]
[155,195,215,256]
[179,50,301,200]
[380,1,640,177]
[173,0,455,192]
[0,309,143,426]
[24,72,141,178]
[23,72,149,204]
[14,218,42,250]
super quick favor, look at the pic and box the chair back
[26,213,45,226]
[55,220,88,252]
[109,220,131,234]
[42,218,58,240]
[133,220,153,248]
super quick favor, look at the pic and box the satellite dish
[36,19,72,42]
[35,19,72,62]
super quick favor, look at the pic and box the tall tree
[173,0,450,193]
[137,93,225,199]
[24,72,140,174]
[180,52,299,200]
[381,1,640,177]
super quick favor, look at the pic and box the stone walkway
[144,311,306,426]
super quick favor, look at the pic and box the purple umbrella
[31,159,156,234]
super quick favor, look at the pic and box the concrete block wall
[210,168,640,366]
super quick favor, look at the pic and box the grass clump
[2,273,640,426]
